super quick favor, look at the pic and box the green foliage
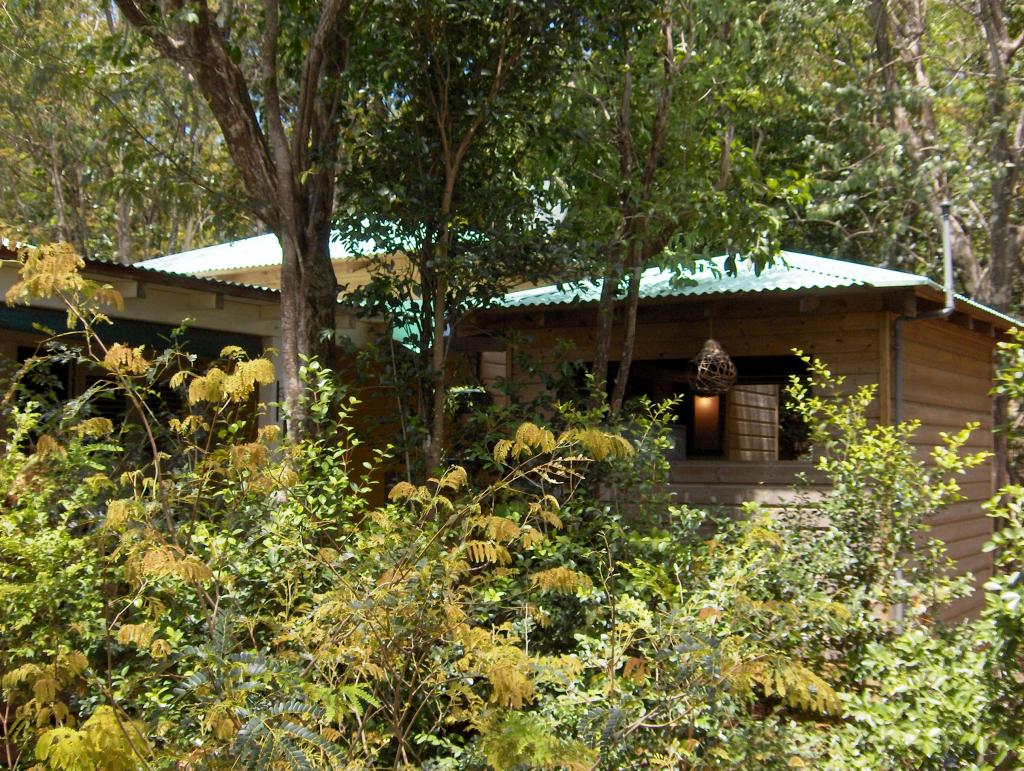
[822,627,996,769]
[0,1,248,260]
[550,0,814,279]
[787,353,985,617]
[5,252,1024,769]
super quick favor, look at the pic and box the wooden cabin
[0,245,382,432]
[462,253,1020,621]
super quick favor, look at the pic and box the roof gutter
[891,200,955,626]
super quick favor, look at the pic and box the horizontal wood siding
[472,292,1001,623]
[479,350,510,406]
[480,294,889,423]
[667,460,828,511]
[901,318,997,622]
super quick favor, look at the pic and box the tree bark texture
[114,0,349,435]
[868,0,1024,486]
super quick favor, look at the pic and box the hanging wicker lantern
[691,338,737,396]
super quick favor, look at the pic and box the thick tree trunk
[278,224,338,434]
[978,0,1019,313]
[113,0,350,440]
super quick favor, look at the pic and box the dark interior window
[606,355,810,461]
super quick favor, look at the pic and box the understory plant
[1,245,1023,769]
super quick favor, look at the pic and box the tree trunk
[977,0,1019,313]
[592,259,622,400]
[976,0,1022,486]
[597,11,676,411]
[72,164,90,257]
[426,262,447,472]
[609,247,643,413]
[116,168,132,265]
[277,223,338,434]
[113,0,350,439]
[116,195,131,264]
[867,0,979,283]
[48,136,70,244]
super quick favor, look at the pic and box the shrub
[2,246,1024,769]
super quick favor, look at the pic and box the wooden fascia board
[913,285,1016,335]
[472,285,902,327]
[82,259,280,303]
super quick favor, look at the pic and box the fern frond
[530,567,593,594]
[493,438,514,464]
[515,422,556,454]
[484,516,522,541]
[465,540,513,566]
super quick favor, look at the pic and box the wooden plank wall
[478,292,889,422]
[899,318,996,621]
[479,350,510,406]
[667,460,828,510]
[472,292,999,622]
[477,291,887,514]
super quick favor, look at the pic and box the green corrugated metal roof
[501,252,933,307]
[954,295,1022,329]
[500,251,1021,327]
[497,249,1024,327]
[136,232,379,278]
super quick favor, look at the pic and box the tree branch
[293,0,348,173]
[116,0,279,217]
[111,0,185,60]
[260,0,296,232]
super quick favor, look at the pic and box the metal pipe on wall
[891,200,956,626]
[893,200,956,424]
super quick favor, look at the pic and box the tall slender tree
[779,0,1024,482]
[339,0,580,471]
[112,0,354,432]
[556,0,808,411]
[792,0,1024,312]
[0,0,248,261]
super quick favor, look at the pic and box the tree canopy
[2,0,1024,455]
[0,1,250,260]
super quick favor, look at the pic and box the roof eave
[913,285,1022,332]
[82,259,281,301]
[490,282,929,314]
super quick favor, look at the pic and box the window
[17,344,72,406]
[607,355,810,461]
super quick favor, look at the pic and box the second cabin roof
[499,251,1021,330]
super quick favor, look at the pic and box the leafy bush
[2,247,1024,768]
